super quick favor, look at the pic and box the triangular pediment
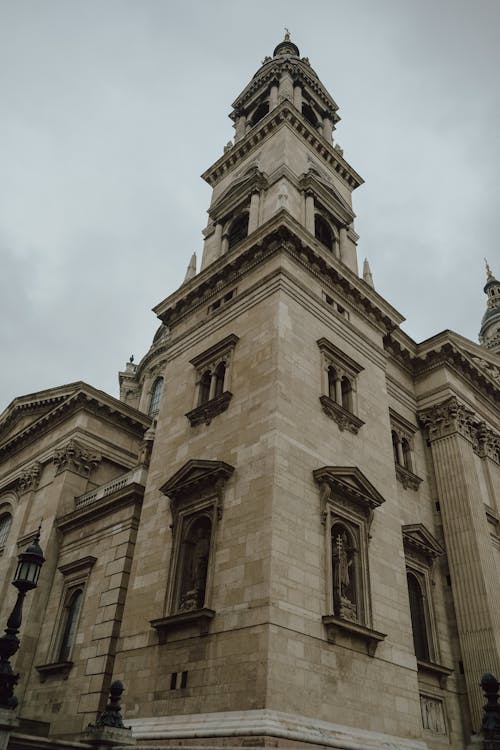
[160,459,235,501]
[313,466,385,510]
[402,524,444,561]
[0,382,151,458]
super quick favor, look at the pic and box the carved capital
[17,462,42,493]
[473,422,500,462]
[53,440,101,477]
[418,397,476,444]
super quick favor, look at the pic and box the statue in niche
[332,527,357,621]
[177,517,211,613]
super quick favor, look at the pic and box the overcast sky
[1,0,498,411]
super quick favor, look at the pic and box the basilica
[0,35,499,750]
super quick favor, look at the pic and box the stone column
[221,233,229,255]
[278,72,293,102]
[235,114,246,141]
[213,223,223,258]
[269,84,279,110]
[209,371,218,401]
[293,85,302,112]
[420,397,500,732]
[305,192,315,234]
[334,377,342,406]
[396,437,404,466]
[323,116,333,142]
[248,191,260,233]
[339,227,348,262]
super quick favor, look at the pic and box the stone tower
[479,261,500,354]
[2,34,499,750]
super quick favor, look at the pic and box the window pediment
[160,459,234,505]
[402,524,444,566]
[314,466,385,522]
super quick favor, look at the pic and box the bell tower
[200,33,363,275]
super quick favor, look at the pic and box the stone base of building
[127,709,430,750]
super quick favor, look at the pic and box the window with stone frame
[317,338,364,434]
[151,459,234,641]
[148,376,164,417]
[389,409,423,491]
[402,525,452,686]
[185,334,239,427]
[36,556,96,681]
[313,466,387,656]
[0,511,12,548]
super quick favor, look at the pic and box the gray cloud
[1,0,498,409]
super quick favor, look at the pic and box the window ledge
[322,615,386,656]
[417,658,453,688]
[319,396,364,434]
[36,661,73,682]
[185,392,232,427]
[151,608,215,642]
[395,464,423,491]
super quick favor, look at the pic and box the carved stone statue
[332,529,357,621]
[178,522,210,612]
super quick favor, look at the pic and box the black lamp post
[0,528,45,709]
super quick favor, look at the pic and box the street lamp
[0,528,45,709]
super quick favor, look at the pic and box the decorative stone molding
[402,524,444,568]
[53,439,101,476]
[419,397,476,444]
[420,694,447,735]
[185,391,233,427]
[419,397,500,465]
[319,395,364,434]
[151,608,215,643]
[322,615,386,656]
[395,464,423,491]
[16,462,42,493]
[36,661,73,683]
[417,661,453,690]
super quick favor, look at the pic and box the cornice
[0,386,151,460]
[202,102,362,191]
[153,212,404,336]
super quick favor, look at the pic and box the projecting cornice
[384,329,500,405]
[0,383,151,460]
[153,211,404,335]
[202,102,362,191]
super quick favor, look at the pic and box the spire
[363,259,374,289]
[183,253,197,283]
[479,261,500,355]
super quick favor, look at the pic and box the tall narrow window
[0,513,12,547]
[228,214,249,250]
[148,377,164,417]
[401,438,412,471]
[407,572,430,661]
[58,588,83,662]
[327,366,337,401]
[315,215,334,251]
[340,377,353,412]
[198,370,212,406]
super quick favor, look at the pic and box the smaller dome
[273,32,300,58]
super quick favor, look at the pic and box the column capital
[419,397,476,444]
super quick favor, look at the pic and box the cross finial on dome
[284,27,290,41]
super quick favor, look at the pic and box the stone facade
[0,35,499,750]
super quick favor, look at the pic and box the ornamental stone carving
[419,397,499,464]
[17,462,42,493]
[419,397,476,444]
[420,695,446,734]
[53,440,101,476]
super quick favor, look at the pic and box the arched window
[392,431,400,465]
[148,377,164,417]
[177,515,212,613]
[302,103,318,128]
[0,513,12,546]
[341,376,353,412]
[315,215,334,251]
[401,438,412,471]
[214,361,226,398]
[198,370,211,406]
[228,214,249,250]
[58,589,83,662]
[327,366,337,401]
[407,572,430,661]
[331,523,358,622]
[250,102,269,126]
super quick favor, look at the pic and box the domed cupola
[273,31,300,58]
[479,260,500,355]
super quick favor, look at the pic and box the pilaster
[420,397,500,731]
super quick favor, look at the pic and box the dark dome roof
[273,37,300,58]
